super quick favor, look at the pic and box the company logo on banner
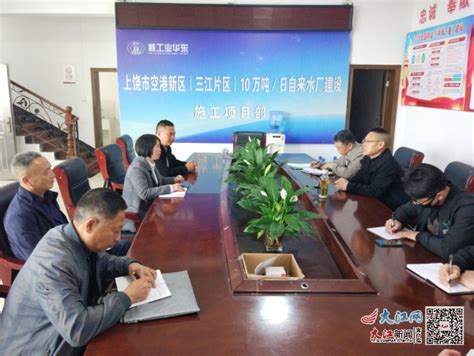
[116,29,351,143]
[126,41,145,56]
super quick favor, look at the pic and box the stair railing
[10,80,78,157]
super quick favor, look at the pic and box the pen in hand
[447,254,453,289]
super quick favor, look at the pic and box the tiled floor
[0,173,105,311]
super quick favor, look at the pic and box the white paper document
[159,187,187,199]
[301,168,333,176]
[406,263,474,295]
[115,269,172,308]
[367,226,411,241]
[287,163,311,170]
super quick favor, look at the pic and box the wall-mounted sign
[116,29,351,143]
[402,15,474,112]
[63,65,75,84]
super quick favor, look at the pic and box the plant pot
[264,233,283,252]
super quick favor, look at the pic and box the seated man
[0,188,156,355]
[4,152,128,259]
[334,127,409,210]
[5,151,68,260]
[385,164,474,260]
[311,129,363,179]
[438,246,474,289]
[155,119,197,176]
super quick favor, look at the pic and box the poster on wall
[116,29,350,143]
[401,15,474,112]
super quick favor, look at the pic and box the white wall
[4,1,469,167]
[393,1,473,170]
[0,15,117,146]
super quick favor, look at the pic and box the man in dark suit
[334,127,409,210]
[155,120,197,177]
[4,151,68,260]
[4,151,128,260]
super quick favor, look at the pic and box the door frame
[91,68,117,148]
[345,64,401,150]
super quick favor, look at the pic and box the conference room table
[86,153,474,355]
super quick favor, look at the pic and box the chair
[444,161,474,193]
[0,182,24,286]
[232,131,266,152]
[53,157,141,229]
[53,158,91,220]
[116,134,136,170]
[393,146,424,172]
[95,144,127,191]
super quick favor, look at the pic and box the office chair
[95,144,127,192]
[53,158,91,220]
[116,134,136,170]
[394,146,424,172]
[54,157,141,229]
[0,182,24,286]
[232,131,266,152]
[444,161,474,193]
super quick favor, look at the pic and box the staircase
[10,81,99,176]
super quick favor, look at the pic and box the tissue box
[240,253,305,280]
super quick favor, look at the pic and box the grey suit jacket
[332,142,364,179]
[122,156,175,216]
[0,223,134,355]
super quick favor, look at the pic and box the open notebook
[367,226,412,241]
[159,187,187,199]
[406,263,474,295]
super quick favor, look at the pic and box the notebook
[121,270,200,323]
[159,187,187,199]
[406,263,474,295]
[367,226,411,241]
[115,269,171,308]
[301,167,333,176]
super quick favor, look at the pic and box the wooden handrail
[11,80,68,115]
[11,80,79,158]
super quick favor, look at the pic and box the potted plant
[237,175,319,252]
[226,138,279,194]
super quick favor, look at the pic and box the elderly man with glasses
[334,127,409,210]
[385,163,474,260]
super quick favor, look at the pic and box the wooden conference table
[87,153,474,355]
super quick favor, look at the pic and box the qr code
[425,306,464,345]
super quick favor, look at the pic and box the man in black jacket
[334,127,409,210]
[386,163,474,260]
[155,120,197,177]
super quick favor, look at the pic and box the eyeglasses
[362,139,381,144]
[412,196,435,206]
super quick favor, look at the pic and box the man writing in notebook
[0,189,156,355]
[385,164,474,260]
[311,129,363,179]
[155,119,197,177]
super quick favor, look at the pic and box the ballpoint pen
[448,254,453,289]
[391,212,395,230]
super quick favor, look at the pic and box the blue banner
[116,29,350,143]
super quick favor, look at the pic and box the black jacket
[156,145,188,177]
[452,246,474,272]
[346,149,409,210]
[394,185,474,260]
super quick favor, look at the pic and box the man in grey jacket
[311,129,363,179]
[0,188,157,355]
